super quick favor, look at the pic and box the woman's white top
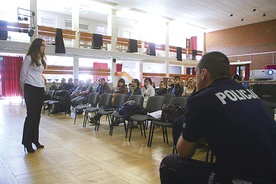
[20,55,45,90]
[142,85,155,108]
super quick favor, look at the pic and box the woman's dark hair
[198,51,231,81]
[117,78,126,87]
[132,79,140,86]
[26,38,47,68]
[144,77,152,85]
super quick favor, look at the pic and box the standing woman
[20,38,47,153]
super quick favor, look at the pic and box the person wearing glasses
[20,38,47,153]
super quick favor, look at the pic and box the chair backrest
[170,96,188,109]
[113,94,128,108]
[145,96,165,113]
[88,92,100,107]
[162,94,175,105]
[128,95,144,108]
[99,93,112,108]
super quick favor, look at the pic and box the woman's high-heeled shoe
[33,143,44,149]
[24,146,35,153]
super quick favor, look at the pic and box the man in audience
[157,81,167,95]
[57,78,66,90]
[98,78,111,95]
[160,51,276,183]
[170,76,183,97]
[62,78,75,92]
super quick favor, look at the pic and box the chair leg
[162,127,166,143]
[147,122,153,147]
[139,122,143,137]
[147,123,153,147]
[125,120,129,139]
[83,111,88,127]
[109,116,115,136]
[74,113,78,124]
[128,120,133,141]
[165,127,169,144]
[148,123,155,147]
[142,122,146,138]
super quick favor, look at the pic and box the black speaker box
[127,39,138,53]
[92,33,103,49]
[146,42,156,56]
[176,47,182,61]
[0,20,8,40]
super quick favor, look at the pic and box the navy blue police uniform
[160,78,276,184]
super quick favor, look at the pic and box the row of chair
[72,92,189,149]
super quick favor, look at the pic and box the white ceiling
[36,0,276,32]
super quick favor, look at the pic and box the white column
[139,61,143,83]
[30,0,37,42]
[72,1,79,47]
[107,9,117,52]
[165,22,170,58]
[165,60,170,77]
[73,56,79,80]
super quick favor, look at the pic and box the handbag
[161,104,183,122]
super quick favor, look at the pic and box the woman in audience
[142,77,155,108]
[166,78,174,94]
[114,78,128,94]
[182,77,196,96]
[128,79,141,96]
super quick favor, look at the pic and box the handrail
[1,21,202,56]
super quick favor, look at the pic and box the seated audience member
[152,82,156,89]
[160,51,276,183]
[128,83,133,93]
[141,77,155,108]
[57,78,66,90]
[62,78,75,92]
[68,78,79,95]
[182,77,196,96]
[71,79,93,107]
[128,79,141,96]
[98,78,111,95]
[49,81,57,91]
[166,78,174,94]
[170,76,183,97]
[157,81,167,95]
[114,78,128,94]
[232,74,242,82]
[95,79,101,93]
[70,80,84,102]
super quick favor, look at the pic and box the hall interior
[0,98,208,183]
